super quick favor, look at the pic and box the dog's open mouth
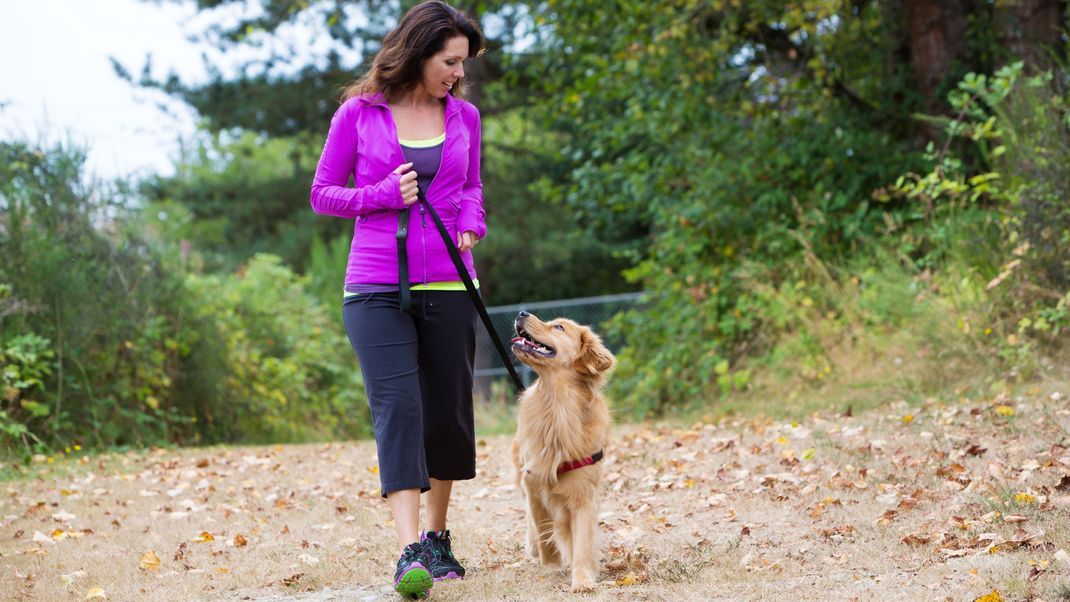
[512,321,556,358]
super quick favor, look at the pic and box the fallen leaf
[973,590,1002,602]
[32,530,55,545]
[1055,549,1070,567]
[1002,515,1028,524]
[61,570,87,585]
[1013,492,1036,505]
[1055,475,1070,492]
[140,550,161,571]
[232,534,248,547]
[85,587,107,600]
[901,534,931,547]
[192,531,214,542]
[281,573,305,586]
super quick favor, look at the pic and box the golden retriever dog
[509,311,615,592]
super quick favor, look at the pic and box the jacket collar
[358,91,463,118]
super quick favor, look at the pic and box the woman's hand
[457,230,479,252]
[394,162,419,206]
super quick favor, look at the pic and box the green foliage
[184,254,370,443]
[534,1,924,414]
[0,139,198,449]
[0,139,369,452]
[890,62,1070,348]
[0,331,54,445]
[531,2,1068,415]
[139,131,333,273]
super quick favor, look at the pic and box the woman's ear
[574,329,616,377]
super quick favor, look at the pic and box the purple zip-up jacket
[310,92,486,286]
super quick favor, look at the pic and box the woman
[309,1,486,597]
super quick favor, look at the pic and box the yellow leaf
[802,448,816,461]
[216,567,231,574]
[140,550,161,571]
[193,531,215,542]
[1013,492,1037,505]
[367,465,380,474]
[973,590,1002,602]
[616,572,639,586]
[995,405,1015,417]
[85,588,107,600]
[683,479,695,488]
[902,414,913,423]
[776,436,789,445]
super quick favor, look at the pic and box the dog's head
[512,311,616,379]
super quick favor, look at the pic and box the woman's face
[420,35,469,98]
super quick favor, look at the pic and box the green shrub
[184,254,370,443]
[1,139,369,452]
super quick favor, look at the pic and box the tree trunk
[903,0,968,116]
[993,0,1067,72]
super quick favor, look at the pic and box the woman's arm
[310,101,406,219]
[456,105,487,239]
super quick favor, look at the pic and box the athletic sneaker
[393,541,433,598]
[422,529,466,581]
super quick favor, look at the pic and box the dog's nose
[517,311,530,319]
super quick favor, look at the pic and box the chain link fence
[473,291,644,396]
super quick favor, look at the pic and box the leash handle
[418,191,525,394]
[396,208,412,313]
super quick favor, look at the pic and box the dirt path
[2,388,1069,601]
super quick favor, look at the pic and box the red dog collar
[557,449,605,475]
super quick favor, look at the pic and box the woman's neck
[391,86,443,110]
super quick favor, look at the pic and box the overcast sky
[0,0,211,180]
[0,0,364,182]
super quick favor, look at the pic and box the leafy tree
[123,0,631,304]
[530,0,1067,412]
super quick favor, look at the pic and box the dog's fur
[509,312,615,592]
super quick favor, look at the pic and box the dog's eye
[554,324,565,331]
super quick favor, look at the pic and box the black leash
[396,193,525,393]
[396,207,411,314]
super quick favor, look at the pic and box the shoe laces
[399,541,426,565]
[427,531,456,561]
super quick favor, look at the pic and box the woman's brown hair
[341,1,485,102]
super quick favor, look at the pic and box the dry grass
[2,383,1070,601]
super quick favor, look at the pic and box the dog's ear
[574,328,616,377]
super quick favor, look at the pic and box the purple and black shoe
[393,541,433,599]
[421,529,466,581]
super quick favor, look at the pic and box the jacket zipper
[421,111,453,285]
[384,101,455,287]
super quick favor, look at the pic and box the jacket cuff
[376,172,406,210]
[457,215,486,240]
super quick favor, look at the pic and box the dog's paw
[570,578,596,593]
